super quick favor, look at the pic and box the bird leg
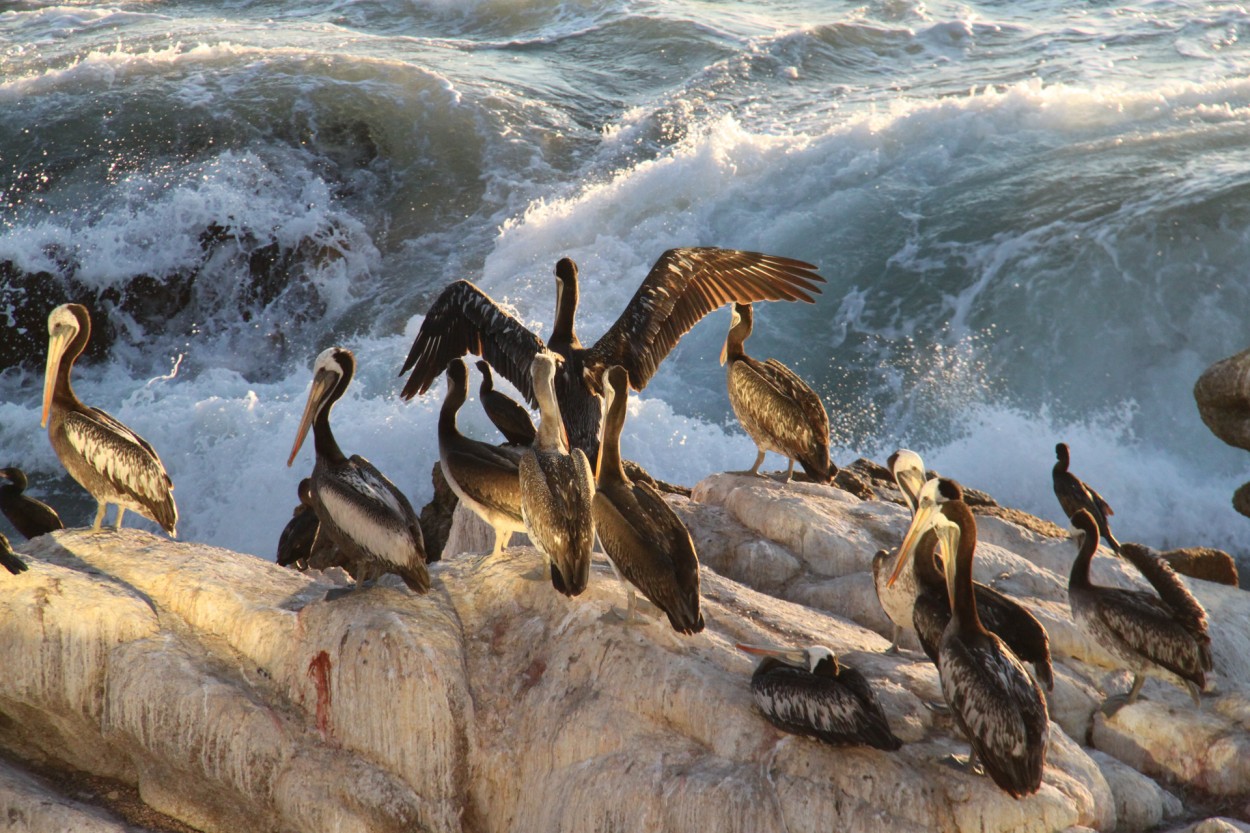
[1125,673,1145,705]
[731,450,768,478]
[114,507,126,530]
[885,625,902,655]
[784,458,795,483]
[92,503,108,531]
[966,747,982,775]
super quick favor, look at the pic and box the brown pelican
[0,532,28,576]
[736,643,902,750]
[1053,442,1119,552]
[884,465,1053,690]
[288,347,429,593]
[475,360,536,446]
[277,478,322,569]
[873,449,928,651]
[592,365,703,634]
[1067,508,1212,713]
[399,248,824,462]
[440,359,526,557]
[41,304,177,536]
[894,477,1049,797]
[721,303,834,483]
[0,467,64,539]
[519,352,595,596]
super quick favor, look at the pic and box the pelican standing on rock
[1053,442,1119,552]
[592,365,703,634]
[873,449,928,651]
[519,352,595,597]
[399,248,824,463]
[892,478,1049,797]
[1067,508,1211,713]
[440,359,526,557]
[288,347,429,593]
[475,360,536,446]
[882,459,1053,689]
[736,643,901,750]
[42,304,177,535]
[0,467,64,540]
[721,303,834,483]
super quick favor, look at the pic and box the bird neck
[440,380,466,437]
[723,319,750,362]
[534,370,569,453]
[596,382,629,485]
[312,378,348,465]
[479,370,494,394]
[548,277,580,350]
[944,501,986,634]
[1069,526,1097,590]
[912,531,945,591]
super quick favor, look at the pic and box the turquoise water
[3,0,1250,558]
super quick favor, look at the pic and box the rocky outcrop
[1195,348,1250,522]
[1195,347,1250,453]
[0,473,1247,832]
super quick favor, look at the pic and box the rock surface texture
[0,473,1246,832]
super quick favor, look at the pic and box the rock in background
[0,473,1247,831]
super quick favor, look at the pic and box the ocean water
[3,0,1250,561]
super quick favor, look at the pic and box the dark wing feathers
[761,358,829,438]
[1095,587,1211,681]
[585,248,825,390]
[1119,543,1210,645]
[974,584,1054,691]
[400,281,546,406]
[752,663,900,750]
[444,444,524,522]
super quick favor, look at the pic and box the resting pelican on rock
[736,643,901,750]
[0,467,64,540]
[42,304,177,536]
[593,365,703,634]
[519,352,595,597]
[276,478,322,570]
[440,359,526,557]
[1067,508,1211,714]
[288,347,429,593]
[1053,442,1119,552]
[475,360,536,446]
[721,303,833,483]
[892,478,1049,797]
[400,248,824,462]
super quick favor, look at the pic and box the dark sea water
[3,0,1250,559]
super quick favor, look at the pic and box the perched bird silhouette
[0,467,64,539]
[475,360,536,446]
[1053,442,1119,552]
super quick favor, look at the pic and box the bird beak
[719,338,728,367]
[42,323,76,428]
[886,500,939,587]
[287,368,337,467]
[735,643,807,666]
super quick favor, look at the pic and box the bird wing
[584,248,824,390]
[399,281,546,406]
[64,408,176,528]
[755,664,896,748]
[443,443,524,522]
[349,455,425,552]
[1094,586,1211,679]
[974,583,1054,690]
[1118,544,1211,661]
[760,358,830,436]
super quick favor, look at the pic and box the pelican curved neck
[312,375,349,465]
[597,378,629,484]
[943,501,985,634]
[548,265,580,351]
[723,310,752,362]
[50,314,92,411]
[1069,522,1098,590]
[440,371,468,436]
[533,364,568,452]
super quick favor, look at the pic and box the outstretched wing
[584,248,825,390]
[399,281,546,406]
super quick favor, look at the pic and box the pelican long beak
[735,643,808,667]
[42,324,76,428]
[886,500,939,587]
[719,337,729,366]
[937,523,962,601]
[287,368,337,467]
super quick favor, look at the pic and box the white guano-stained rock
[0,470,1247,832]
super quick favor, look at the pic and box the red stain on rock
[307,651,333,739]
[520,658,546,692]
